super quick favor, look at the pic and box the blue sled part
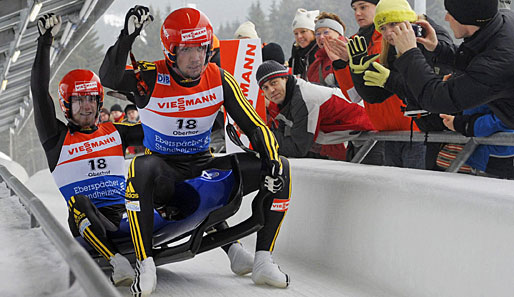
[77,168,234,251]
[115,168,234,244]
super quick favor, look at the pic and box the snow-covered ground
[2,155,514,297]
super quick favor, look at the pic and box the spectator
[99,107,111,123]
[123,104,139,123]
[288,8,319,79]
[307,12,347,87]
[440,105,514,179]
[234,21,259,39]
[324,0,390,165]
[262,42,285,65]
[262,43,289,129]
[256,60,374,161]
[346,0,454,169]
[110,103,125,123]
[210,34,221,66]
[390,0,514,177]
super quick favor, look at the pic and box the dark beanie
[100,107,110,114]
[110,104,123,113]
[256,60,290,88]
[351,0,379,5]
[124,104,137,113]
[262,43,285,65]
[444,0,498,26]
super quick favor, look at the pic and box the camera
[411,24,425,37]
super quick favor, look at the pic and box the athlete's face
[175,45,208,79]
[70,95,98,127]
[260,77,288,105]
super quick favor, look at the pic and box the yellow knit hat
[373,0,417,29]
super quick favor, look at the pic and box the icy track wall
[271,159,514,297]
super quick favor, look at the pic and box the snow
[0,155,28,183]
[103,13,124,28]
[2,157,514,297]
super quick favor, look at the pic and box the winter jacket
[452,105,514,172]
[269,76,374,160]
[349,17,453,132]
[334,25,415,131]
[306,47,338,87]
[288,40,318,79]
[395,11,514,130]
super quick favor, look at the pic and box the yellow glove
[363,62,390,88]
[347,36,379,74]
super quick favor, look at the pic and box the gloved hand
[124,5,154,36]
[347,36,379,74]
[263,159,284,193]
[37,13,61,37]
[363,62,391,88]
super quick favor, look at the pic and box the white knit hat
[292,8,319,32]
[234,21,259,39]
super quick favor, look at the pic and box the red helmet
[58,69,104,121]
[160,8,213,65]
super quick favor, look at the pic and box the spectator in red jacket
[307,12,347,87]
[257,60,374,161]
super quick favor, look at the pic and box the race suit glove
[37,13,61,37]
[263,159,284,193]
[347,35,379,74]
[124,5,154,36]
[363,62,391,88]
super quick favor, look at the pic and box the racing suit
[31,32,144,260]
[99,30,291,260]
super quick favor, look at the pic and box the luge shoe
[251,251,289,288]
[110,253,134,286]
[130,257,157,297]
[228,242,254,276]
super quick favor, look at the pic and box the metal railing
[346,131,514,173]
[0,165,122,297]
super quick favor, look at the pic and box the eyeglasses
[315,30,332,38]
[70,95,97,106]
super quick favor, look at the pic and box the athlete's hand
[124,5,154,36]
[37,13,61,37]
[263,159,284,193]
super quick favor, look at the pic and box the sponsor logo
[78,218,91,236]
[67,135,118,155]
[271,199,289,212]
[75,81,98,91]
[156,93,217,112]
[181,27,207,41]
[157,73,170,85]
[125,200,141,212]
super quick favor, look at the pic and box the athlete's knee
[153,175,175,207]
[68,194,94,213]
[68,195,107,237]
[279,156,290,177]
